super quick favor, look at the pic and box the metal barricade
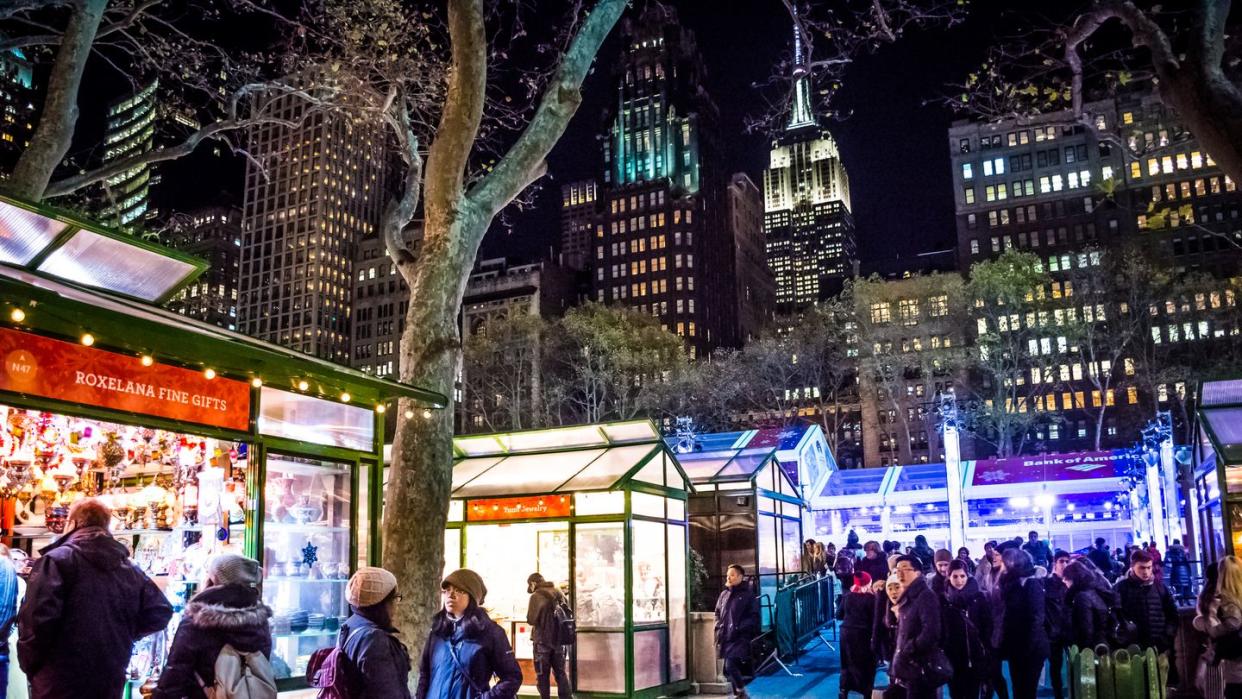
[756,573,837,676]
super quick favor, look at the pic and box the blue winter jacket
[416,607,521,699]
[342,612,413,699]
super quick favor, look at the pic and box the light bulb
[9,308,25,322]
[375,405,386,414]
[203,368,216,380]
[140,355,154,366]
[404,409,415,419]
[340,392,351,403]
[80,333,95,346]
[251,377,263,388]
[297,380,309,391]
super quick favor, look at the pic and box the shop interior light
[140,355,154,366]
[297,380,309,391]
[422,409,432,419]
[203,368,216,380]
[1103,501,1113,510]
[1066,503,1076,511]
[251,377,263,388]
[340,392,351,403]
[80,333,94,346]
[1034,493,1055,507]
[9,308,25,322]
[404,409,415,419]
[1008,496,1030,508]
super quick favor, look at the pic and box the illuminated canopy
[0,196,203,302]
[1201,377,1242,464]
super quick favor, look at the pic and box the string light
[340,392,351,403]
[203,368,216,380]
[297,380,309,391]
[375,404,386,414]
[140,355,154,366]
[9,308,25,323]
[80,333,95,347]
[251,377,263,388]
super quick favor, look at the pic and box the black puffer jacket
[891,577,943,686]
[944,578,991,682]
[17,526,173,699]
[1114,573,1177,651]
[1045,574,1069,645]
[999,573,1049,660]
[153,583,273,699]
[1067,577,1115,651]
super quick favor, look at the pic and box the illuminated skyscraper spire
[787,4,816,130]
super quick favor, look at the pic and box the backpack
[198,644,277,699]
[1105,604,1137,649]
[833,552,855,579]
[551,598,576,646]
[306,644,358,699]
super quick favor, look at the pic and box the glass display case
[262,455,352,679]
[447,421,692,699]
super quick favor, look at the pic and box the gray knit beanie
[206,554,262,588]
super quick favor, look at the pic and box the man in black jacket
[892,555,945,699]
[18,498,173,699]
[715,564,759,699]
[527,572,572,699]
[1045,550,1071,699]
[1088,538,1115,579]
[1114,549,1178,682]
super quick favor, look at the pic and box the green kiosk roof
[1201,377,1242,464]
[0,196,446,409]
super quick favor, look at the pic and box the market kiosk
[668,430,805,625]
[446,421,692,699]
[1198,377,1242,554]
[0,196,445,693]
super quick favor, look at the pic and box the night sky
[483,0,1021,269]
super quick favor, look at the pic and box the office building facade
[0,48,36,176]
[164,206,242,330]
[727,172,776,342]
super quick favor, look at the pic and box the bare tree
[949,2,1242,186]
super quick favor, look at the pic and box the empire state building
[762,20,856,313]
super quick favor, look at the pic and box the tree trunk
[7,0,107,201]
[383,211,483,665]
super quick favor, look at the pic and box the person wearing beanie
[871,572,904,668]
[337,566,412,698]
[526,572,571,699]
[417,569,521,699]
[930,549,954,596]
[153,555,272,699]
[837,571,877,699]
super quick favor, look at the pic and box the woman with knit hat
[153,554,273,699]
[416,568,521,699]
[341,566,413,698]
[837,571,878,699]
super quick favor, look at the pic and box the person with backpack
[1088,538,1115,581]
[526,573,572,699]
[1063,559,1115,650]
[833,545,856,591]
[341,566,412,698]
[1200,556,1242,699]
[998,548,1048,699]
[417,568,520,699]
[945,559,991,699]
[17,498,173,699]
[153,554,274,699]
[715,564,759,699]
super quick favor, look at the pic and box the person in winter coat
[857,541,888,586]
[890,555,945,699]
[945,560,991,699]
[342,566,414,699]
[845,530,863,555]
[1193,561,1226,699]
[526,573,570,699]
[17,498,173,699]
[837,572,878,699]
[418,568,521,699]
[976,545,1003,596]
[803,540,825,576]
[1022,531,1053,570]
[999,548,1049,699]
[1063,560,1114,650]
[930,549,953,596]
[153,555,272,699]
[1045,550,1071,699]
[1166,539,1193,601]
[1088,538,1115,580]
[911,535,936,574]
[1199,556,1242,699]
[957,547,977,577]
[872,574,902,665]
[715,564,759,699]
[1115,549,1178,660]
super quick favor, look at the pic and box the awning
[1200,377,1242,464]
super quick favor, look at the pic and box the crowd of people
[0,497,544,699]
[811,531,1186,699]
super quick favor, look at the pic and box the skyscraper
[559,179,599,271]
[726,172,775,342]
[593,5,736,356]
[163,206,242,330]
[237,86,386,363]
[0,49,37,177]
[762,21,855,313]
[101,80,159,227]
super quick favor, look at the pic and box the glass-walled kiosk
[446,421,692,699]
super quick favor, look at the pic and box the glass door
[261,454,354,679]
